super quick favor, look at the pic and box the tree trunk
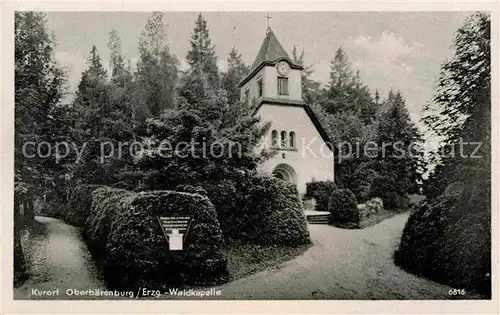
[29,198,35,218]
[23,197,34,220]
[14,194,28,286]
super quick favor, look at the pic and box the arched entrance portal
[272,163,297,185]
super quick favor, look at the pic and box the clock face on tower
[276,61,290,76]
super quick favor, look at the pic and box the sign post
[157,215,192,251]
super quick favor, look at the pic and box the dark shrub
[343,164,380,203]
[368,176,408,210]
[304,180,337,212]
[14,235,28,287]
[202,178,244,242]
[85,187,134,257]
[394,196,454,276]
[38,200,65,219]
[85,187,228,291]
[442,181,464,198]
[65,184,102,226]
[245,176,310,246]
[203,174,310,246]
[395,174,491,296]
[328,188,360,228]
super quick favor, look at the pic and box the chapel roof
[250,28,292,70]
[240,28,303,87]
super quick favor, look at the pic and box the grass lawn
[225,242,311,281]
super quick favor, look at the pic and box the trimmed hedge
[176,184,208,195]
[201,178,243,241]
[244,176,310,246]
[203,173,311,246]
[85,186,228,291]
[328,189,360,228]
[395,176,491,296]
[304,180,337,212]
[65,184,102,226]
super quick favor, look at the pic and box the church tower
[239,28,335,194]
[239,28,304,105]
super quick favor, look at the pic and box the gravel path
[170,212,484,300]
[14,216,107,300]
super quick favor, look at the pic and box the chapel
[239,27,335,194]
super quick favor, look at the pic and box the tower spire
[265,14,272,33]
[232,26,236,48]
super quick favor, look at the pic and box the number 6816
[448,288,466,295]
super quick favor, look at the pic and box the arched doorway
[272,163,297,185]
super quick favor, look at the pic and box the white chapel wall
[255,104,335,194]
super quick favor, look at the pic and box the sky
[44,11,473,127]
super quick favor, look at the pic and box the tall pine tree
[422,12,490,197]
[220,47,252,127]
[371,91,424,208]
[71,46,112,184]
[186,13,220,89]
[15,11,68,216]
[310,47,380,196]
[14,11,66,285]
[221,47,249,105]
[73,46,109,132]
[319,47,376,124]
[108,29,132,88]
[137,15,270,190]
[135,12,179,120]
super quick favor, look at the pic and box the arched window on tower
[289,131,296,148]
[271,130,278,147]
[280,131,287,148]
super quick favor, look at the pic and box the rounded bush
[246,176,310,246]
[85,187,228,291]
[65,184,102,226]
[328,189,360,228]
[395,176,491,296]
[203,174,311,246]
[304,180,337,212]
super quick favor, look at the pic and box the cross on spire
[232,26,236,48]
[265,14,272,30]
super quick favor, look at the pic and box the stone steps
[306,214,330,225]
[303,199,329,225]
